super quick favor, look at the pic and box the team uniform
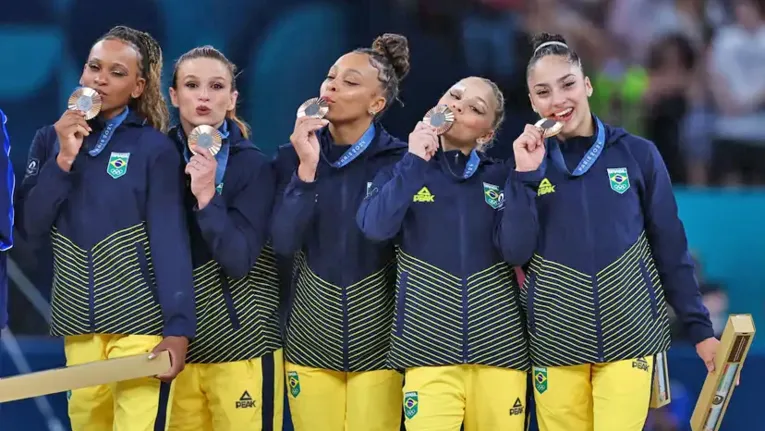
[358,149,530,431]
[502,117,714,431]
[167,120,283,431]
[16,108,196,431]
[271,124,406,431]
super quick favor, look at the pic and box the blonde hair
[171,45,250,139]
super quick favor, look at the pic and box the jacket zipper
[220,274,241,330]
[459,182,469,363]
[582,180,604,362]
[88,251,95,331]
[340,172,350,370]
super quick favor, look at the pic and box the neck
[181,117,225,137]
[558,114,595,142]
[100,105,127,121]
[328,118,373,146]
[441,137,474,155]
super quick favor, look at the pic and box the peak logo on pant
[235,390,255,409]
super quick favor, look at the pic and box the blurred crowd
[398,0,765,187]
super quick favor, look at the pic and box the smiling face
[79,38,146,117]
[527,55,593,138]
[436,77,499,150]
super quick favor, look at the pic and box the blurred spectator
[461,0,523,81]
[643,34,697,183]
[708,0,765,186]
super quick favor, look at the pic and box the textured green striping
[285,252,397,371]
[49,223,163,337]
[389,251,529,370]
[525,231,671,367]
[187,245,282,364]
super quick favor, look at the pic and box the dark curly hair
[353,33,411,116]
[526,32,582,82]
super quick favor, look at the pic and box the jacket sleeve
[0,110,14,251]
[17,128,74,243]
[494,164,544,266]
[641,141,713,344]
[147,141,196,339]
[269,149,317,256]
[356,152,428,242]
[195,153,275,279]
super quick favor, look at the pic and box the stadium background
[0,0,763,429]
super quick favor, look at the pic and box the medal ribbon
[325,123,376,168]
[88,107,129,157]
[546,116,606,177]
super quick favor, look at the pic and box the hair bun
[531,32,568,52]
[372,33,411,81]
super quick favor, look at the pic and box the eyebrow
[533,73,575,88]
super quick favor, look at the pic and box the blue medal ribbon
[88,107,130,157]
[325,123,376,168]
[547,116,606,177]
[180,121,230,189]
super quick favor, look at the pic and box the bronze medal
[423,105,455,135]
[535,118,563,138]
[68,87,102,120]
[188,125,222,156]
[297,97,329,119]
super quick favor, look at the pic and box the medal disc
[296,97,329,119]
[423,105,455,135]
[188,125,222,156]
[68,87,102,120]
[535,118,563,138]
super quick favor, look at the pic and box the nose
[197,87,210,102]
[93,73,107,86]
[449,100,462,114]
[550,89,567,108]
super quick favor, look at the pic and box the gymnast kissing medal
[68,87,102,120]
[296,97,329,119]
[535,118,563,138]
[423,105,455,135]
[188,125,222,156]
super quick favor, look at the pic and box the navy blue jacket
[0,109,14,330]
[170,121,281,363]
[358,150,529,371]
[271,124,406,371]
[502,118,713,367]
[16,110,196,339]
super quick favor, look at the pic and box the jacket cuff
[510,166,545,184]
[687,321,716,345]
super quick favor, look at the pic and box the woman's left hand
[185,144,217,209]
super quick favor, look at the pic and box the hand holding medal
[513,122,550,173]
[291,97,329,181]
[185,141,217,209]
[54,87,101,170]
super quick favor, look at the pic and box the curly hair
[99,26,170,132]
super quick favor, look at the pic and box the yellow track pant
[285,361,403,431]
[168,349,284,431]
[403,364,528,431]
[64,334,171,431]
[533,356,654,431]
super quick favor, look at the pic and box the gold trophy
[188,125,222,156]
[423,105,455,135]
[68,87,102,120]
[690,314,755,431]
[297,97,329,119]
[535,118,563,138]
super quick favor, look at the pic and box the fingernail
[148,353,156,359]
